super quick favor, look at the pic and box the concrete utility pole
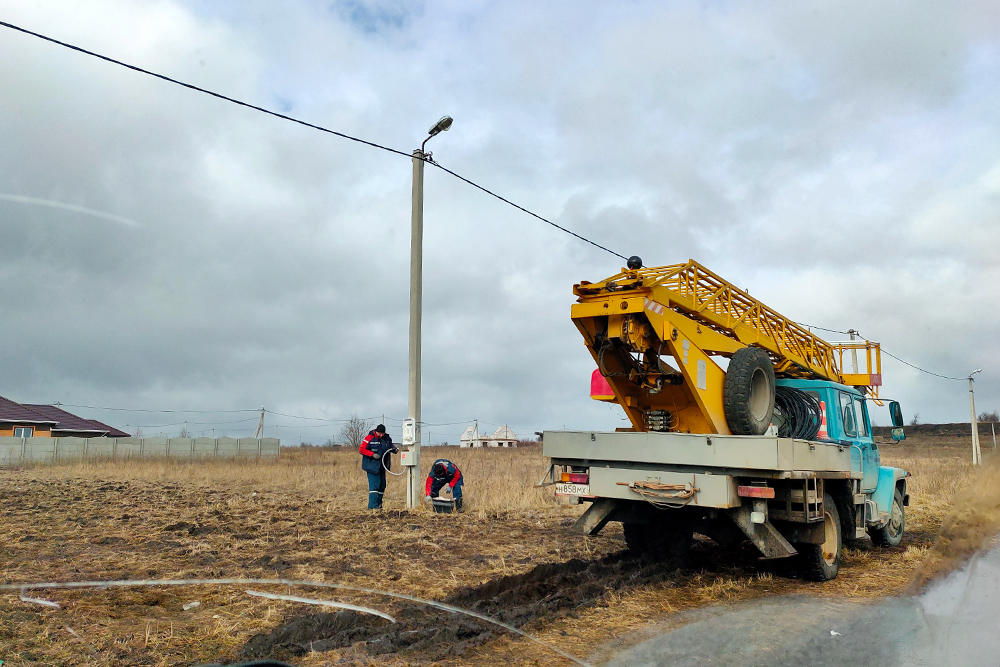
[848,329,859,374]
[969,369,982,466]
[405,116,453,509]
[253,406,264,439]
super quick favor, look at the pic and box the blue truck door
[854,396,879,491]
[839,391,878,491]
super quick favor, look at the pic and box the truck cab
[777,379,908,527]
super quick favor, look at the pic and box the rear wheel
[798,492,842,581]
[724,347,776,435]
[868,489,905,547]
[623,517,693,568]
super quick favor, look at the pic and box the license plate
[555,483,590,496]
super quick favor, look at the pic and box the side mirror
[889,401,904,427]
[891,427,906,441]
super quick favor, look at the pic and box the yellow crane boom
[573,259,882,435]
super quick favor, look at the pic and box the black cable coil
[773,387,823,440]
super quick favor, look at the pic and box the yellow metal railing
[580,259,882,393]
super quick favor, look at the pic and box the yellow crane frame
[573,260,882,434]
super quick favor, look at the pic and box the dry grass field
[0,437,996,667]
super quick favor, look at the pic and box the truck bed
[544,430,857,510]
[543,430,856,476]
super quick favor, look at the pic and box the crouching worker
[359,424,397,510]
[424,459,463,511]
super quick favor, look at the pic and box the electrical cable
[428,160,628,259]
[52,403,257,414]
[0,19,627,261]
[382,449,405,476]
[797,322,966,382]
[773,386,822,440]
[880,349,965,381]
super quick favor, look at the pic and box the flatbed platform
[543,430,857,477]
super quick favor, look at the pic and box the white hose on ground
[0,577,593,667]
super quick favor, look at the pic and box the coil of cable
[773,386,822,440]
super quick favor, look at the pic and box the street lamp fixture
[422,115,453,152]
[404,115,453,509]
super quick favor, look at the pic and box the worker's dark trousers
[367,470,387,509]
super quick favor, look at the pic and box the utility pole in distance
[403,115,453,509]
[969,369,983,465]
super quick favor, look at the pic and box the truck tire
[798,492,842,581]
[868,489,905,547]
[724,347,776,436]
[623,518,692,568]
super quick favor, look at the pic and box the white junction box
[400,448,418,467]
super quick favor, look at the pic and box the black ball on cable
[627,256,643,270]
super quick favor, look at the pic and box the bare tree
[979,410,999,423]
[909,413,920,426]
[339,413,374,448]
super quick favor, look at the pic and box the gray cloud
[0,0,997,443]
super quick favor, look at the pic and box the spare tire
[724,347,776,435]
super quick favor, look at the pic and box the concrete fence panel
[23,437,56,462]
[216,437,239,454]
[114,438,143,458]
[141,438,168,457]
[0,436,279,466]
[168,438,194,459]
[193,437,217,458]
[54,437,86,461]
[87,437,116,458]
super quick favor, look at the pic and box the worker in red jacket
[424,459,463,511]
[359,424,397,510]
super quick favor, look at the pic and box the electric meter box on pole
[401,418,418,467]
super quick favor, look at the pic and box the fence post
[20,437,25,464]
[53,438,58,463]
[140,438,144,458]
[213,438,219,459]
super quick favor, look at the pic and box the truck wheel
[724,347,776,436]
[868,489,905,547]
[624,518,692,568]
[623,522,647,552]
[798,492,842,581]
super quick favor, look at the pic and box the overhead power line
[880,349,965,381]
[799,323,965,382]
[55,402,257,414]
[0,19,627,261]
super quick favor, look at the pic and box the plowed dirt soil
[0,439,989,666]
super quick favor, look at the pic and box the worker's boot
[454,497,463,512]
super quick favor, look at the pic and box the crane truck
[541,258,909,581]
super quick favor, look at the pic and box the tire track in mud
[241,551,689,662]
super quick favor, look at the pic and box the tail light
[561,472,589,484]
[737,485,775,499]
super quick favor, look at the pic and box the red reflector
[738,486,775,499]
[562,473,589,484]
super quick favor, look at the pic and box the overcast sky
[1,0,998,444]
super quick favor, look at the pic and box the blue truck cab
[777,378,908,542]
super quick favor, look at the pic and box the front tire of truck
[868,489,905,548]
[798,492,842,582]
[723,347,776,436]
[623,518,692,569]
